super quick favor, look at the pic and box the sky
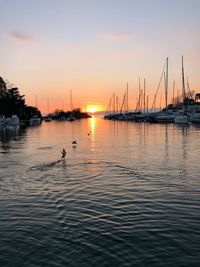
[1,0,200,114]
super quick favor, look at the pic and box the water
[0,117,199,267]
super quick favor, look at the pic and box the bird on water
[61,148,67,159]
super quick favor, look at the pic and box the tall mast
[126,82,129,113]
[146,95,149,113]
[139,78,141,111]
[47,98,50,114]
[120,93,126,113]
[173,81,175,106]
[160,92,162,111]
[113,93,116,114]
[165,57,168,114]
[105,97,111,115]
[35,95,38,108]
[70,90,73,112]
[116,95,119,113]
[143,79,146,113]
[182,56,186,100]
[187,76,192,98]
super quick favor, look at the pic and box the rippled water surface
[0,117,199,267]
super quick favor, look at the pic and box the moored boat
[44,116,52,122]
[0,115,20,127]
[30,115,41,126]
[175,114,189,124]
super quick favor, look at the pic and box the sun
[87,107,97,114]
[86,104,103,114]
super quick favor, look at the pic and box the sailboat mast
[47,98,50,114]
[187,76,192,98]
[113,93,116,114]
[139,78,141,111]
[116,95,118,113]
[120,93,126,113]
[143,79,146,113]
[173,81,175,106]
[182,56,186,100]
[146,95,149,113]
[35,95,38,108]
[70,90,73,112]
[105,97,111,115]
[165,57,168,114]
[126,82,129,113]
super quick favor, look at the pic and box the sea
[0,116,199,267]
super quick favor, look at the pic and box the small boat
[156,113,176,123]
[0,115,20,127]
[175,114,188,124]
[30,115,41,126]
[189,112,200,123]
[59,116,66,121]
[44,116,52,122]
[66,115,75,121]
[44,99,52,121]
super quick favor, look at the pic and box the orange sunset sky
[1,0,200,114]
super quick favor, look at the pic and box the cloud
[100,32,134,42]
[9,31,32,43]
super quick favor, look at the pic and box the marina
[1,1,200,266]
[104,57,200,125]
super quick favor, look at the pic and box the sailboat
[30,95,41,125]
[156,57,176,123]
[44,99,52,121]
[66,90,76,121]
[175,56,189,124]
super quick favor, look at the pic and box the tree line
[0,77,41,120]
[51,108,91,120]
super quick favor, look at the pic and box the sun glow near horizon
[87,107,96,114]
[86,105,103,114]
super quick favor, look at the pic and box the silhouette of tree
[0,77,7,96]
[0,76,41,120]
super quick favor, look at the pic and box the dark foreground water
[0,117,199,267]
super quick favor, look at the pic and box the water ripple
[1,121,200,266]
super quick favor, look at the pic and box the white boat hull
[175,115,188,124]
[30,117,41,125]
[0,115,19,127]
[156,114,176,123]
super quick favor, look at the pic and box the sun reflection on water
[89,115,96,150]
[90,115,95,133]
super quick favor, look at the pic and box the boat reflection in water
[0,124,28,152]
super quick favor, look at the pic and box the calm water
[0,117,199,267]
